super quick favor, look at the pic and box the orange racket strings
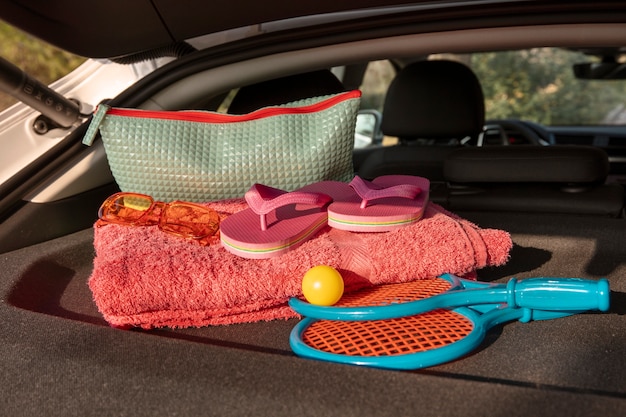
[301,309,475,357]
[333,278,454,308]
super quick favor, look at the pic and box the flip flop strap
[349,176,422,209]
[245,183,332,231]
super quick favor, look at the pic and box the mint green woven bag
[83,90,361,201]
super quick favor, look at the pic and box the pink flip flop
[327,175,430,232]
[220,181,352,259]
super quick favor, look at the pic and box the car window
[359,60,396,113]
[471,48,626,126]
[354,49,626,149]
[356,60,397,147]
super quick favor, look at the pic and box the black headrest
[444,146,610,184]
[228,70,345,114]
[381,60,485,139]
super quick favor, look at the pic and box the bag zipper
[82,90,361,146]
[105,90,361,123]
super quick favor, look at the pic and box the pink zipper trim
[105,90,361,123]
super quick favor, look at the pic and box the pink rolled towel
[88,200,511,329]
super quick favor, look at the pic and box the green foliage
[471,48,626,125]
[0,21,85,111]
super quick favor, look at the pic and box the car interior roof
[4,1,625,59]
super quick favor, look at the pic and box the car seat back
[227,70,345,114]
[358,59,485,203]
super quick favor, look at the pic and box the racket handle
[510,277,610,312]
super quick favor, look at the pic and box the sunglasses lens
[100,194,153,223]
[161,203,219,238]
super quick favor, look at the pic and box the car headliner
[2,0,626,59]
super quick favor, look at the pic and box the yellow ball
[302,265,344,306]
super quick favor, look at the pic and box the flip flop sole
[220,213,329,259]
[220,181,352,259]
[328,175,430,232]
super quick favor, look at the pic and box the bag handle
[82,104,111,146]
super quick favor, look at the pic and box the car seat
[227,70,345,114]
[357,59,485,186]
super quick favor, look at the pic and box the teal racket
[289,275,610,370]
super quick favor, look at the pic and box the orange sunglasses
[98,192,220,241]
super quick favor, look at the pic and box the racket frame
[289,304,578,370]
